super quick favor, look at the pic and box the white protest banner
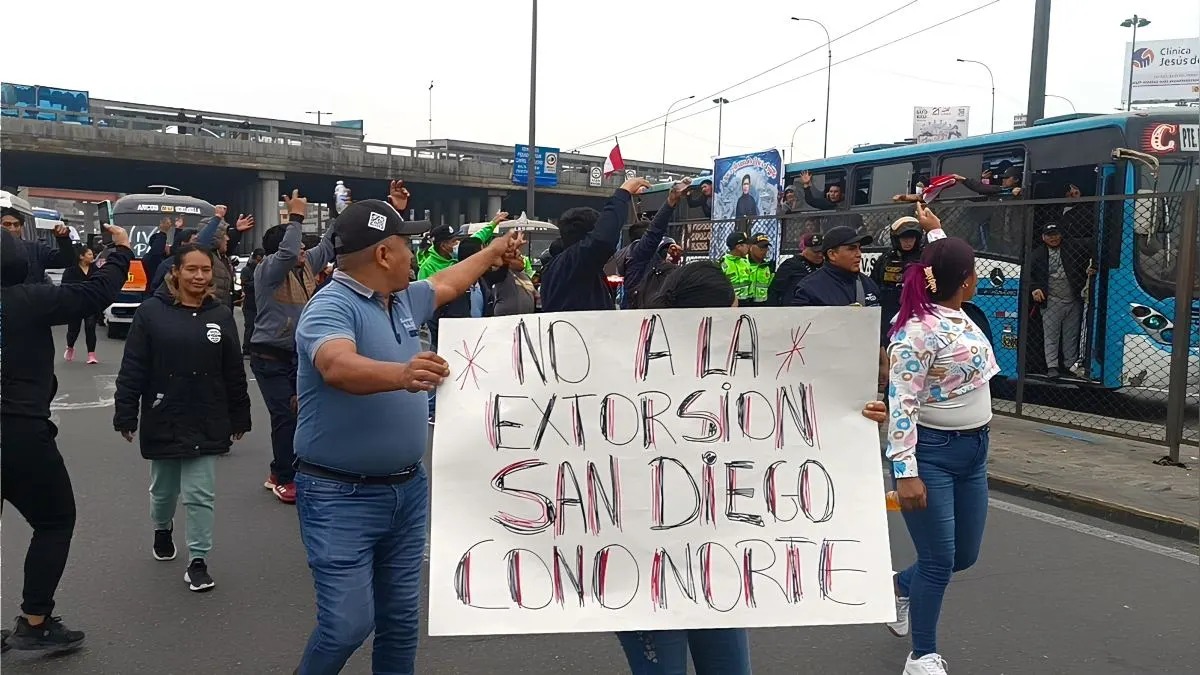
[429,307,894,636]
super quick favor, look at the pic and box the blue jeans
[615,629,752,675]
[895,426,989,658]
[249,354,297,484]
[295,467,429,675]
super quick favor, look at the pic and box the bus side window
[938,154,986,199]
[803,170,847,210]
[861,161,921,206]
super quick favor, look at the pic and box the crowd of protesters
[0,169,1004,675]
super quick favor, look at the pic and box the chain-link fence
[667,191,1200,450]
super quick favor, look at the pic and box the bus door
[1086,163,1121,387]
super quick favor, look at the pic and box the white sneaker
[903,652,948,675]
[887,594,910,637]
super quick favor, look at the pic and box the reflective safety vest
[721,254,753,300]
[747,261,775,304]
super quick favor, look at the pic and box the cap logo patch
[367,211,388,231]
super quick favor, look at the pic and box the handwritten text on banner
[429,307,894,635]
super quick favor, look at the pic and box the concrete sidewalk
[985,415,1199,541]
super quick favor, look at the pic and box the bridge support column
[449,198,462,228]
[486,191,504,220]
[254,172,284,251]
[467,195,482,223]
[430,201,444,227]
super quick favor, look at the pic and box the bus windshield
[1134,159,1199,295]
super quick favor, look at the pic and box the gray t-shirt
[492,270,537,316]
[1047,248,1074,303]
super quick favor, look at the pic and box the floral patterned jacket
[885,305,999,478]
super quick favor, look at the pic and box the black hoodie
[1,232,133,420]
[114,285,250,459]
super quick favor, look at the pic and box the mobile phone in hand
[97,201,113,244]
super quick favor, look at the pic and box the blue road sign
[512,145,559,187]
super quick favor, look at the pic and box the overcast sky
[5,0,1197,169]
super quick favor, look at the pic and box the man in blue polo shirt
[292,198,522,675]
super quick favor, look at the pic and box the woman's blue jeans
[615,629,751,675]
[895,425,989,658]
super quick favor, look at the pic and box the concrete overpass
[2,120,703,254]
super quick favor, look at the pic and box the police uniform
[790,226,880,308]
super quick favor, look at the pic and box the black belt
[294,459,420,485]
[919,424,990,436]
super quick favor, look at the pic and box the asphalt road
[2,327,1198,674]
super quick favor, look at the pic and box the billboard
[1122,38,1200,105]
[712,150,783,221]
[512,145,559,187]
[913,106,969,143]
[1,83,90,123]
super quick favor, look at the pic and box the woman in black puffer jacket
[114,244,251,593]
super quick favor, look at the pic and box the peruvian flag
[603,139,625,177]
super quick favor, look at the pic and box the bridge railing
[2,104,426,155]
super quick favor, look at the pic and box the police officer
[870,216,925,338]
[745,233,775,307]
[790,225,879,308]
[720,232,753,304]
[768,231,823,306]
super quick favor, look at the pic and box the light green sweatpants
[149,456,216,561]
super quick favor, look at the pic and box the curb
[987,472,1200,543]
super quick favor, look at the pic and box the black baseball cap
[819,225,873,252]
[751,233,772,248]
[429,223,461,245]
[1042,222,1061,235]
[801,232,822,250]
[333,199,430,254]
[726,231,749,248]
[1002,166,1022,180]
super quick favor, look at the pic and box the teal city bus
[776,109,1197,397]
[656,109,1198,398]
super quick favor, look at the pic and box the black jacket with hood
[114,285,251,460]
[1,231,133,420]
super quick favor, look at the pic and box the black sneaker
[7,616,85,652]
[153,527,176,561]
[184,558,215,592]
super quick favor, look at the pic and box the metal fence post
[1013,201,1035,415]
[1165,190,1199,462]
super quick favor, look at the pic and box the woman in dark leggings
[62,246,100,364]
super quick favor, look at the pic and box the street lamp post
[791,17,832,158]
[527,0,538,218]
[957,58,995,133]
[1045,94,1076,112]
[713,97,729,156]
[662,95,695,173]
[1121,15,1151,111]
[789,118,817,161]
[305,110,331,125]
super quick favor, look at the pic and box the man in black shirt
[1,225,133,653]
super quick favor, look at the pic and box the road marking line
[990,498,1198,565]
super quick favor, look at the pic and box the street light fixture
[1045,94,1077,113]
[790,17,832,158]
[956,58,995,133]
[1120,15,1151,111]
[789,118,817,161]
[305,110,331,125]
[662,95,695,173]
[713,97,730,156]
